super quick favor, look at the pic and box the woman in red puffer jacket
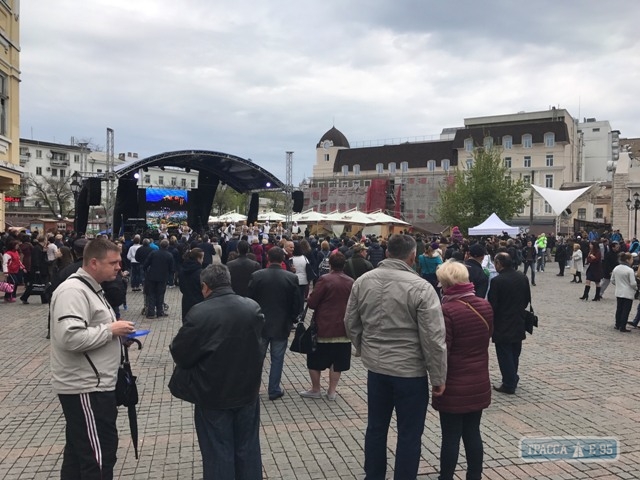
[2,239,25,302]
[433,259,494,480]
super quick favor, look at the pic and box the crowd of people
[0,223,634,479]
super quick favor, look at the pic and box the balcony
[19,153,30,166]
[50,156,70,167]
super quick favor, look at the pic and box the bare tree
[25,175,74,218]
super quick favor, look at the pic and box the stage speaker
[292,190,304,213]
[137,188,147,219]
[247,193,259,225]
[87,178,102,205]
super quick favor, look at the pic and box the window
[464,138,473,152]
[353,180,360,188]
[341,181,349,187]
[74,154,80,163]
[592,128,600,132]
[388,162,396,173]
[96,169,102,173]
[522,174,531,185]
[595,208,604,219]
[36,150,42,159]
[324,154,330,162]
[51,168,57,177]
[483,137,493,149]
[341,165,348,176]
[578,208,586,220]
[441,159,450,172]
[522,134,532,148]
[171,177,177,186]
[353,164,360,175]
[466,159,473,169]
[0,74,6,136]
[544,201,553,214]
[524,156,531,168]
[144,175,150,184]
[328,182,336,188]
[504,157,512,168]
[376,163,383,174]
[158,176,164,185]
[401,161,408,173]
[545,174,553,188]
[546,154,554,167]
[60,170,65,178]
[544,132,555,147]
[191,179,196,188]
[181,178,186,187]
[363,180,371,187]
[36,166,42,176]
[427,160,436,171]
[503,135,513,149]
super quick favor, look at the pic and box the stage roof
[114,150,285,193]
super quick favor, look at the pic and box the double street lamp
[626,191,640,239]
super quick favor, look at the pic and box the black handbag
[523,305,538,334]
[289,307,317,354]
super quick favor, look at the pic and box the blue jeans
[260,337,288,397]
[494,342,522,391]
[364,371,429,480]
[438,410,484,480]
[194,399,262,480]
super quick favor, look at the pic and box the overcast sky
[20,0,640,185]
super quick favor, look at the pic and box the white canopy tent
[531,185,592,216]
[468,213,519,236]
[324,208,376,225]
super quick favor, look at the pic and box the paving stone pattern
[1,271,639,479]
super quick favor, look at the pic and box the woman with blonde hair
[433,260,493,480]
[570,243,583,283]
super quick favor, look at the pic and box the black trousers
[615,297,633,329]
[58,391,118,480]
[438,410,484,480]
[146,279,167,316]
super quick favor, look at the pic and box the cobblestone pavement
[1,269,640,479]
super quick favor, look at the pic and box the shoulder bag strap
[456,300,490,331]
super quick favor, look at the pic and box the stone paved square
[1,271,639,479]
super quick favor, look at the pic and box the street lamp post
[625,192,640,239]
[70,171,82,232]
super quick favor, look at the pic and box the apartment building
[303,108,613,233]
[0,0,20,230]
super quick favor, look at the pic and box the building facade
[303,108,598,233]
[7,138,198,229]
[0,1,20,230]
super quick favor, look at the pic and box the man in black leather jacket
[143,239,174,318]
[169,264,264,479]
[248,247,301,400]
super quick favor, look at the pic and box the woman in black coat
[178,248,204,321]
[580,242,603,301]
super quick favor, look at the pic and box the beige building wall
[0,1,20,230]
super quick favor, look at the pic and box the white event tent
[468,213,519,236]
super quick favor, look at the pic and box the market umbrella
[366,209,410,226]
[325,208,376,225]
[292,209,328,223]
[258,210,286,222]
[217,211,248,223]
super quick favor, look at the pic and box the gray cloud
[20,0,640,185]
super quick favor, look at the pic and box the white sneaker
[299,390,322,399]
